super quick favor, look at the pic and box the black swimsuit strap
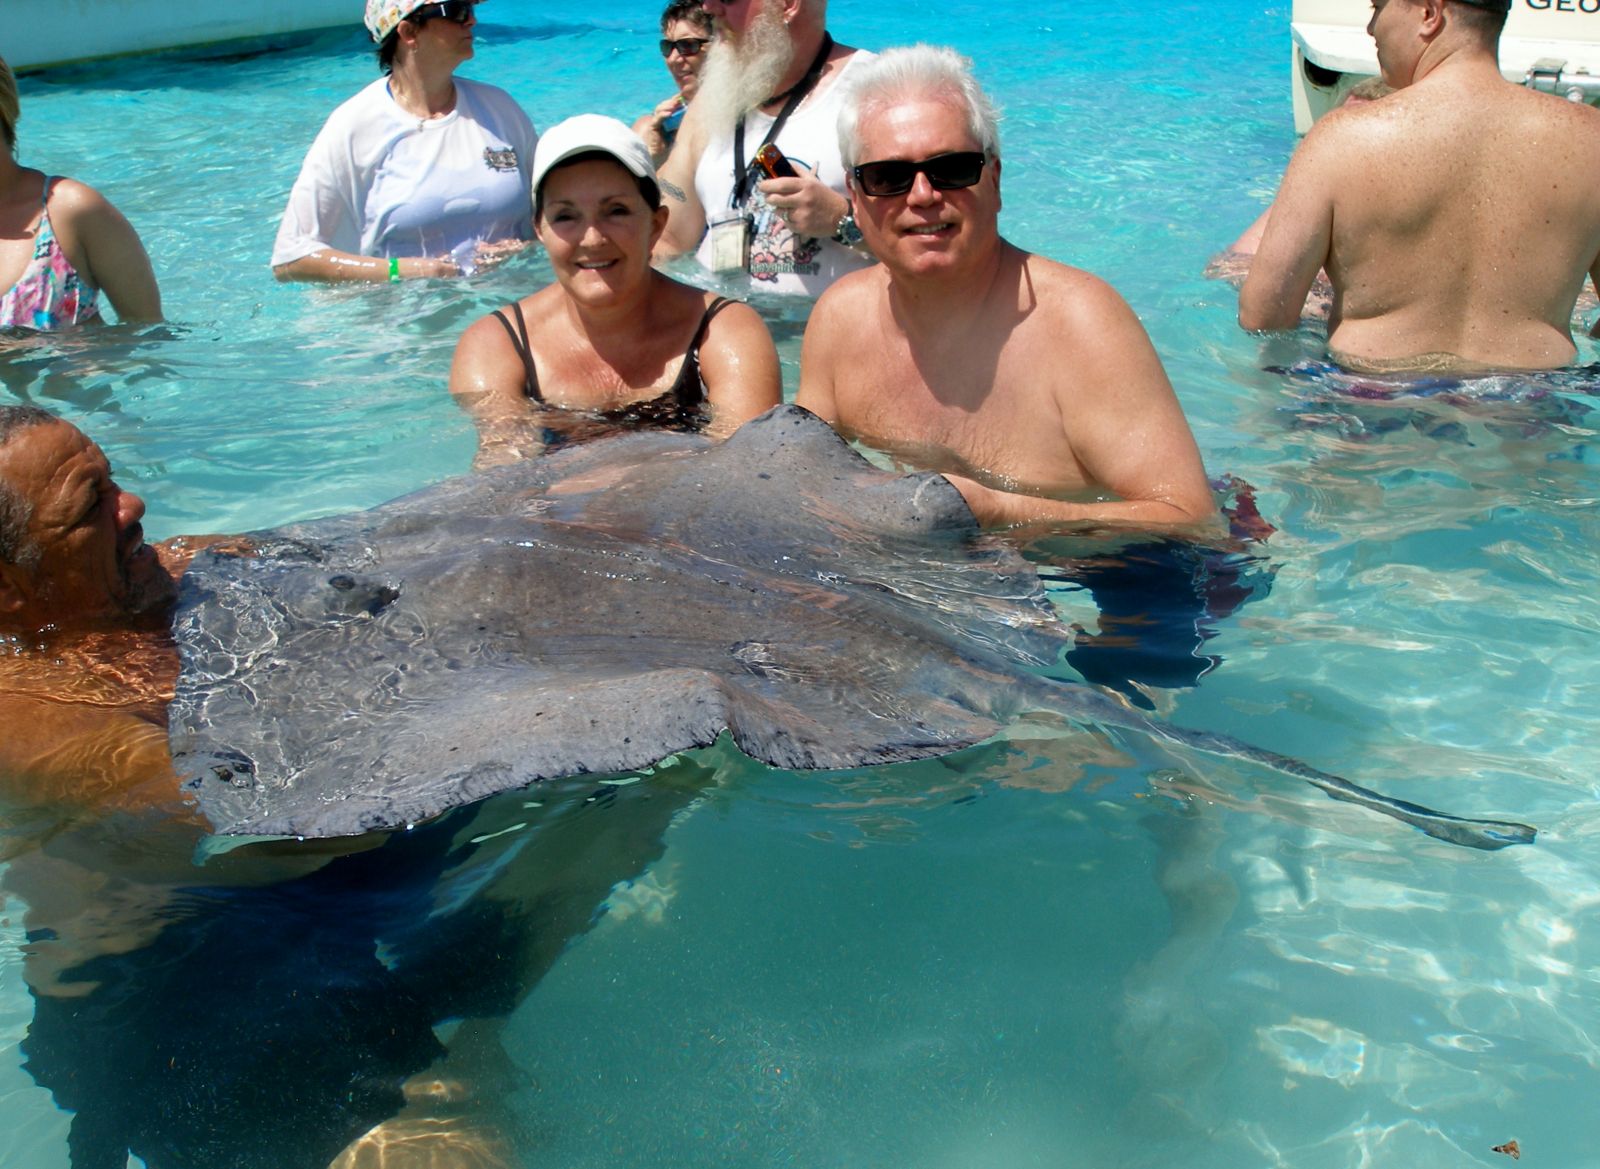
[492,301,542,402]
[500,295,735,413]
[669,296,736,409]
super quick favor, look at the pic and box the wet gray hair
[0,405,58,569]
[837,45,1001,170]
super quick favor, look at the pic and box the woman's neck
[387,62,458,119]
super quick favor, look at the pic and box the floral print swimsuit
[0,178,100,330]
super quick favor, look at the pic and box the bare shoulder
[1513,84,1600,150]
[43,177,120,223]
[1022,253,1141,336]
[808,265,883,336]
[701,293,773,347]
[1297,96,1410,166]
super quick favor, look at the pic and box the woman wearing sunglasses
[449,116,781,465]
[271,0,537,283]
[632,0,715,167]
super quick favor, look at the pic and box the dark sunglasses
[851,151,988,198]
[659,36,712,58]
[406,0,475,27]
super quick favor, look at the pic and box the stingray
[169,406,1535,849]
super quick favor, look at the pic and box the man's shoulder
[1508,82,1600,142]
[810,266,885,331]
[1015,251,1129,324]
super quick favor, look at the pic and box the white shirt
[693,51,876,298]
[272,76,537,268]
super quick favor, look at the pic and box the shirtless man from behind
[1239,0,1600,372]
[796,46,1216,530]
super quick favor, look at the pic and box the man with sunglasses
[272,0,537,283]
[797,46,1216,531]
[1240,0,1600,372]
[633,0,716,166]
[653,0,876,297]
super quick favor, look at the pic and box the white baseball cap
[531,115,659,204]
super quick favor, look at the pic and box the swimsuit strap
[31,177,59,257]
[668,296,736,409]
[491,300,543,402]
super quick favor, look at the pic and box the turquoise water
[4,1,1600,1166]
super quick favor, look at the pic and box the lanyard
[730,33,835,206]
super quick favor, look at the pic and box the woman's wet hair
[0,55,19,154]
[535,150,662,220]
[660,0,713,35]
[836,45,1001,170]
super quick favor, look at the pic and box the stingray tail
[1040,684,1537,851]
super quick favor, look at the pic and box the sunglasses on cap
[850,151,988,198]
[406,0,475,27]
[659,36,712,58]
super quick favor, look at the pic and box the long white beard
[691,5,797,143]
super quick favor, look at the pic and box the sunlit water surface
[3,2,1599,1166]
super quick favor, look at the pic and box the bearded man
[653,0,875,296]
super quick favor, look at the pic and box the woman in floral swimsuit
[0,55,161,331]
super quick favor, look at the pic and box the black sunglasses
[659,36,712,58]
[406,0,475,27]
[851,151,988,198]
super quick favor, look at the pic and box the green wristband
[388,256,401,283]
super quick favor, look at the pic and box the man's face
[850,97,1000,281]
[701,0,763,41]
[1367,0,1421,88]
[0,421,175,628]
[690,0,794,137]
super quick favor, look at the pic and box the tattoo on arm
[660,180,687,203]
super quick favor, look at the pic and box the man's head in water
[0,406,176,629]
[1367,0,1509,89]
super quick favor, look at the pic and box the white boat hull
[8,0,356,71]
[1291,0,1600,132]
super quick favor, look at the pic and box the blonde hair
[0,55,17,154]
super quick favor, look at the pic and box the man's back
[1243,47,1600,371]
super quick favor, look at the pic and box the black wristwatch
[831,211,864,248]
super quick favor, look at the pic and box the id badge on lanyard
[707,212,751,273]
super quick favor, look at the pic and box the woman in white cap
[450,115,781,462]
[271,0,537,283]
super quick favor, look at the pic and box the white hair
[836,45,1001,169]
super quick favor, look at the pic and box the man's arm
[0,696,183,816]
[1238,129,1337,331]
[1590,253,1600,338]
[654,107,710,258]
[794,287,845,422]
[957,273,1216,531]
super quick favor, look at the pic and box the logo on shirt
[483,147,519,172]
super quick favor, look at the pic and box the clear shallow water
[4,1,1600,1166]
